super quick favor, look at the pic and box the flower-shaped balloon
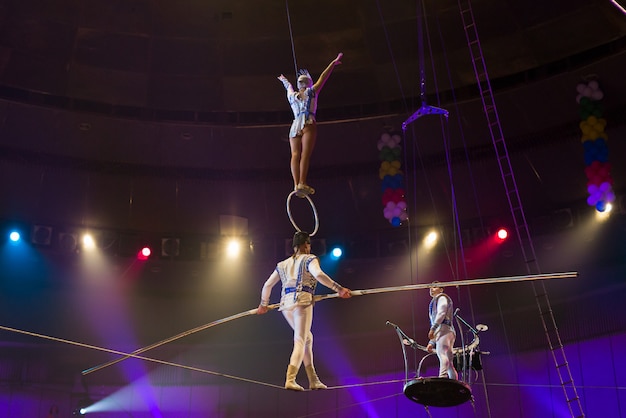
[577,80,613,210]
[378,131,408,226]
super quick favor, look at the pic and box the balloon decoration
[576,80,615,212]
[378,132,408,226]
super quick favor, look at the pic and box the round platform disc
[403,377,472,407]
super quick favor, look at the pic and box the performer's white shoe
[296,183,315,197]
[285,365,304,391]
[305,364,327,390]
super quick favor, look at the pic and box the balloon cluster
[576,80,615,212]
[378,132,408,226]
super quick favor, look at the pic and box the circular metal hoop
[286,191,319,237]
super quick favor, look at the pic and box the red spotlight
[137,247,152,260]
[496,228,508,242]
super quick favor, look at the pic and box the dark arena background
[1,0,626,417]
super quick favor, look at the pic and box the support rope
[80,271,577,375]
[0,322,408,392]
[285,0,298,77]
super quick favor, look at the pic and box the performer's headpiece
[293,231,311,248]
[297,69,312,85]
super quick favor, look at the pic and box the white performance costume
[429,292,458,379]
[277,254,319,312]
[262,254,340,367]
[280,76,318,138]
[260,250,344,390]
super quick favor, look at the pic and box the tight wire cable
[0,324,284,389]
[0,324,403,393]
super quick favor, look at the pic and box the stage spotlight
[9,230,20,242]
[330,246,343,259]
[161,238,180,257]
[595,204,612,222]
[31,225,52,246]
[496,228,508,242]
[552,208,574,230]
[59,232,78,253]
[82,234,96,250]
[137,246,152,260]
[73,404,90,415]
[225,238,242,258]
[73,396,93,415]
[423,230,438,249]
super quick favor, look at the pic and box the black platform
[403,377,472,407]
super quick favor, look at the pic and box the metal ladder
[456,1,585,416]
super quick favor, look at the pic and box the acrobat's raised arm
[278,74,295,96]
[313,53,343,92]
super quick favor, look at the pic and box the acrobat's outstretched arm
[308,258,352,298]
[278,74,294,96]
[313,52,343,93]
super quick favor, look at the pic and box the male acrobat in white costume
[257,231,351,390]
[426,282,458,380]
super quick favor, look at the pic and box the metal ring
[286,191,319,237]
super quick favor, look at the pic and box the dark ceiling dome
[0,0,623,124]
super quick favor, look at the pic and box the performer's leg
[291,306,326,389]
[447,332,458,379]
[302,330,314,367]
[299,125,317,192]
[300,304,315,368]
[435,329,458,379]
[282,306,313,391]
[289,136,302,190]
[282,305,313,368]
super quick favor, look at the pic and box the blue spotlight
[330,246,343,259]
[9,231,21,242]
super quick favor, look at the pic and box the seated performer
[426,282,458,380]
[257,231,351,390]
[277,53,343,197]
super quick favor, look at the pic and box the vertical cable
[375,0,417,371]
[285,0,299,77]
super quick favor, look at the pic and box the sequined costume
[259,237,349,390]
[276,253,319,311]
[287,87,318,138]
